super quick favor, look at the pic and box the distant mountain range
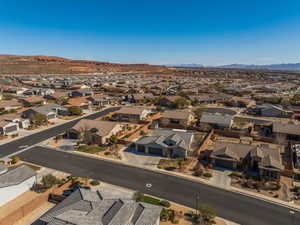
[169,63,300,71]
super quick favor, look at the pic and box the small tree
[41,174,60,189]
[174,97,189,109]
[69,106,83,116]
[199,205,216,225]
[30,113,48,126]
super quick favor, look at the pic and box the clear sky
[0,0,300,65]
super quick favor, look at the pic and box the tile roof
[161,110,193,120]
[72,119,119,137]
[40,188,162,225]
[116,107,150,115]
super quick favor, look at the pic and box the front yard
[77,145,105,154]
[158,158,194,173]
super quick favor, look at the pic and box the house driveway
[121,147,163,170]
[210,169,232,188]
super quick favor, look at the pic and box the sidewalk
[0,106,113,148]
[51,146,300,212]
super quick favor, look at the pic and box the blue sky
[0,0,300,65]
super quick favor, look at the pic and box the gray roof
[136,129,194,150]
[211,142,283,170]
[0,165,36,188]
[40,188,162,225]
[200,113,234,126]
[31,104,66,115]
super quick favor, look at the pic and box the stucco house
[113,107,153,123]
[38,188,162,225]
[134,129,196,158]
[210,142,283,180]
[67,119,122,145]
[159,110,195,129]
[0,164,36,207]
[0,121,19,135]
[22,104,69,120]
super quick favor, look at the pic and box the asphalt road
[0,106,120,158]
[19,147,300,225]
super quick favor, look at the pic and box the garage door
[48,113,56,120]
[215,159,234,169]
[5,125,18,133]
[148,147,163,156]
[137,145,145,153]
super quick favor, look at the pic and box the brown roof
[212,142,283,170]
[116,107,149,115]
[0,120,10,127]
[71,119,119,137]
[273,122,300,136]
[161,110,193,120]
[0,100,22,108]
[66,97,90,107]
[22,96,44,103]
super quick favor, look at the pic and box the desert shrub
[203,172,212,178]
[90,180,100,186]
[160,200,171,208]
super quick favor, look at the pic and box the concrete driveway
[210,169,232,188]
[121,147,163,170]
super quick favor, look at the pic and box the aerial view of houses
[1,1,300,225]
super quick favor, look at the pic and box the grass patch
[77,145,105,154]
[140,195,162,205]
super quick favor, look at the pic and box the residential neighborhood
[0,70,300,224]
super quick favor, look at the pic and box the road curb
[36,145,300,212]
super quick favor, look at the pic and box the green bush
[203,172,213,178]
[90,180,100,186]
[68,106,83,116]
[41,174,60,189]
[160,200,171,208]
[160,208,169,221]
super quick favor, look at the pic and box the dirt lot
[161,203,226,225]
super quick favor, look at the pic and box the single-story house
[20,96,46,107]
[22,104,69,120]
[247,104,293,118]
[0,113,30,129]
[126,93,154,103]
[67,119,122,145]
[0,121,19,135]
[210,142,283,180]
[159,110,195,128]
[38,188,162,225]
[113,107,153,122]
[200,113,234,129]
[0,100,22,111]
[88,94,112,106]
[43,91,68,102]
[134,129,196,158]
[65,97,91,110]
[0,164,36,207]
[158,96,188,108]
[69,88,94,97]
